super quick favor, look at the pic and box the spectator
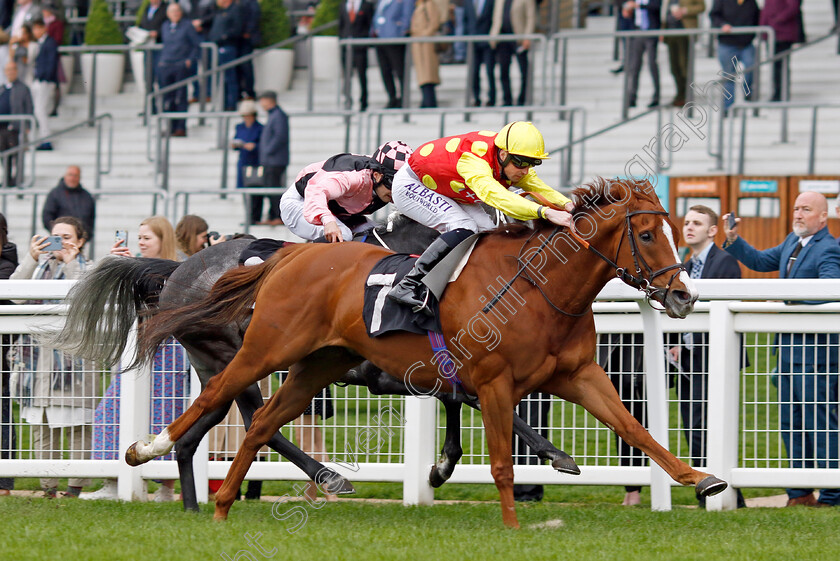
[232,98,263,192]
[339,0,374,112]
[138,0,169,109]
[40,4,64,115]
[174,213,209,259]
[623,0,661,109]
[610,0,633,74]
[9,0,39,40]
[667,205,746,508]
[464,0,495,106]
[759,0,804,102]
[599,333,647,506]
[370,0,411,110]
[159,2,200,137]
[30,18,57,150]
[207,0,243,111]
[41,166,96,244]
[10,23,37,86]
[0,31,10,88]
[0,60,32,187]
[723,192,840,507]
[0,211,17,497]
[489,0,535,106]
[236,0,259,100]
[662,0,704,108]
[451,0,467,63]
[709,0,759,111]
[0,0,13,30]
[187,0,216,102]
[410,0,440,108]
[10,216,92,499]
[256,90,288,226]
[85,216,187,502]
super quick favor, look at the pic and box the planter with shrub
[81,0,125,95]
[254,0,295,93]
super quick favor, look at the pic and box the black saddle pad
[363,254,441,337]
[238,238,297,265]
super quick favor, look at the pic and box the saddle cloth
[239,238,296,265]
[363,254,442,337]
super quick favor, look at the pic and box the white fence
[2,279,840,511]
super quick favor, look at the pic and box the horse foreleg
[543,363,726,497]
[475,377,519,529]
[429,395,464,488]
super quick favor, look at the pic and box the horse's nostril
[673,290,691,304]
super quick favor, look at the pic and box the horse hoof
[325,477,356,496]
[551,452,581,476]
[428,465,448,488]
[213,509,229,521]
[124,441,146,467]
[696,475,728,498]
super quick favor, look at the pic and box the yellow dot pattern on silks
[419,143,435,157]
[471,141,489,157]
[445,138,460,152]
[477,130,496,137]
[450,181,466,193]
[422,175,438,190]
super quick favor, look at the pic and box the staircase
[2,3,839,259]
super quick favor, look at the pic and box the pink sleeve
[302,171,351,226]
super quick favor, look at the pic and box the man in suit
[724,191,840,507]
[0,61,32,186]
[370,0,413,109]
[30,18,57,150]
[464,0,495,106]
[662,0,704,107]
[138,0,169,112]
[207,0,244,111]
[668,205,745,508]
[623,0,661,108]
[159,3,201,137]
[339,0,374,112]
[257,91,289,225]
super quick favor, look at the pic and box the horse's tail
[45,256,180,368]
[137,246,296,366]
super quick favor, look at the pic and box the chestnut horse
[127,178,727,528]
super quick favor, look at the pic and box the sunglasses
[508,154,541,169]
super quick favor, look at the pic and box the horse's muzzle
[664,289,696,319]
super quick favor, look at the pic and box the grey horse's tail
[46,256,180,368]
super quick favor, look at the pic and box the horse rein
[484,199,685,316]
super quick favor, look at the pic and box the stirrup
[410,289,433,316]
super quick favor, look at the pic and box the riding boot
[388,236,454,315]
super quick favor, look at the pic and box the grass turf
[3,493,839,561]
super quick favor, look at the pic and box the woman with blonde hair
[85,215,188,501]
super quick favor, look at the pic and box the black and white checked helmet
[372,141,412,174]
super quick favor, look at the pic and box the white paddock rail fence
[2,278,840,511]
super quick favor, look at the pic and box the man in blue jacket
[159,3,201,136]
[31,18,58,150]
[370,0,413,109]
[257,91,289,225]
[724,191,840,507]
[464,0,495,107]
[208,0,244,110]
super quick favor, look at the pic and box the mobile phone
[115,229,128,246]
[727,212,737,230]
[43,235,64,251]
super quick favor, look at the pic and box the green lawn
[3,494,838,561]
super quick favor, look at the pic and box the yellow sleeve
[455,152,570,221]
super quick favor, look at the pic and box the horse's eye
[640,232,653,243]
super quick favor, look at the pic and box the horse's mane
[569,176,658,215]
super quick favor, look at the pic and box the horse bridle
[484,209,685,316]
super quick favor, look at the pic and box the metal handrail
[361,104,586,188]
[729,101,840,175]
[0,188,167,258]
[150,110,356,192]
[0,115,37,188]
[170,188,286,235]
[58,43,219,124]
[549,26,776,120]
[0,114,114,191]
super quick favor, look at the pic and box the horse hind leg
[429,395,464,488]
[214,349,360,520]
